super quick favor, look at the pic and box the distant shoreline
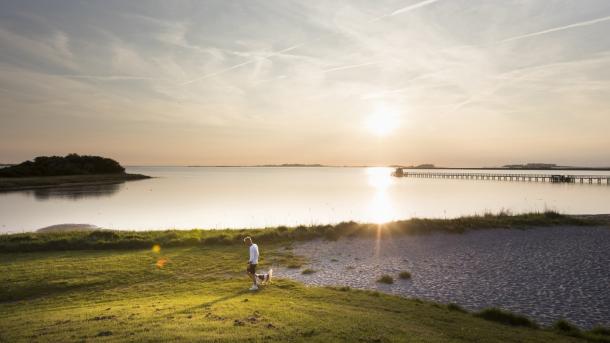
[396,167,610,171]
[176,165,610,171]
[0,173,151,192]
[2,212,608,251]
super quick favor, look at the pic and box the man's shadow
[176,288,252,315]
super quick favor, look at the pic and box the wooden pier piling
[391,168,610,185]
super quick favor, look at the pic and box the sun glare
[366,167,396,223]
[366,167,394,190]
[365,104,401,136]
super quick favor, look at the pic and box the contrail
[323,62,377,73]
[391,0,441,16]
[501,15,610,43]
[180,41,311,85]
[180,60,253,85]
[60,74,165,81]
[181,0,442,85]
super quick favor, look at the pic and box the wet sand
[277,226,610,328]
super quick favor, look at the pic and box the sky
[1,0,610,167]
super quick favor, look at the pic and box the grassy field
[1,240,609,342]
[0,173,150,192]
[1,213,608,342]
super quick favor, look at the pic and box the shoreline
[0,173,151,192]
[278,225,610,329]
[1,212,608,252]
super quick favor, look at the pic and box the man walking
[244,236,260,291]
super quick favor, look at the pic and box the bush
[377,275,394,284]
[398,271,411,279]
[589,326,610,336]
[474,308,538,328]
[88,231,119,241]
[447,303,467,313]
[553,319,582,337]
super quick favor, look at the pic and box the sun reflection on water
[365,167,396,224]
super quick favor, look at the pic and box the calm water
[1,167,610,233]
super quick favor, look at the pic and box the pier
[392,168,610,185]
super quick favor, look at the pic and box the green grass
[1,245,600,343]
[0,211,599,253]
[377,275,394,284]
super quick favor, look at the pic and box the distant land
[36,224,100,233]
[188,164,334,167]
[391,163,610,171]
[0,154,150,191]
[186,162,610,170]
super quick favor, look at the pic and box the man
[244,236,271,291]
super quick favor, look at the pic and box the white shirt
[249,243,259,264]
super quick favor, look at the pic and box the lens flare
[155,258,167,268]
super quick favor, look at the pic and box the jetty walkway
[392,169,610,184]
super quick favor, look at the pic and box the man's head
[244,236,253,246]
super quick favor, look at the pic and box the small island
[0,154,150,191]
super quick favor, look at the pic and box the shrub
[398,271,411,279]
[474,308,538,328]
[88,230,119,241]
[589,326,610,336]
[553,319,582,337]
[447,303,467,313]
[377,275,394,284]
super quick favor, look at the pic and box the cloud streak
[391,0,442,16]
[323,62,377,74]
[181,0,443,86]
[501,14,610,43]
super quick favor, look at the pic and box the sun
[365,104,401,136]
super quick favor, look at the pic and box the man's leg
[249,272,257,286]
[247,264,258,286]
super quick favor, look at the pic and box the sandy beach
[278,225,610,329]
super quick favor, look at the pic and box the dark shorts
[247,263,257,274]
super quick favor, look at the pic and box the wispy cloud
[323,62,377,74]
[2,0,610,165]
[371,0,442,22]
[179,41,312,85]
[391,0,442,16]
[59,74,167,81]
[501,14,610,43]
[181,0,443,86]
